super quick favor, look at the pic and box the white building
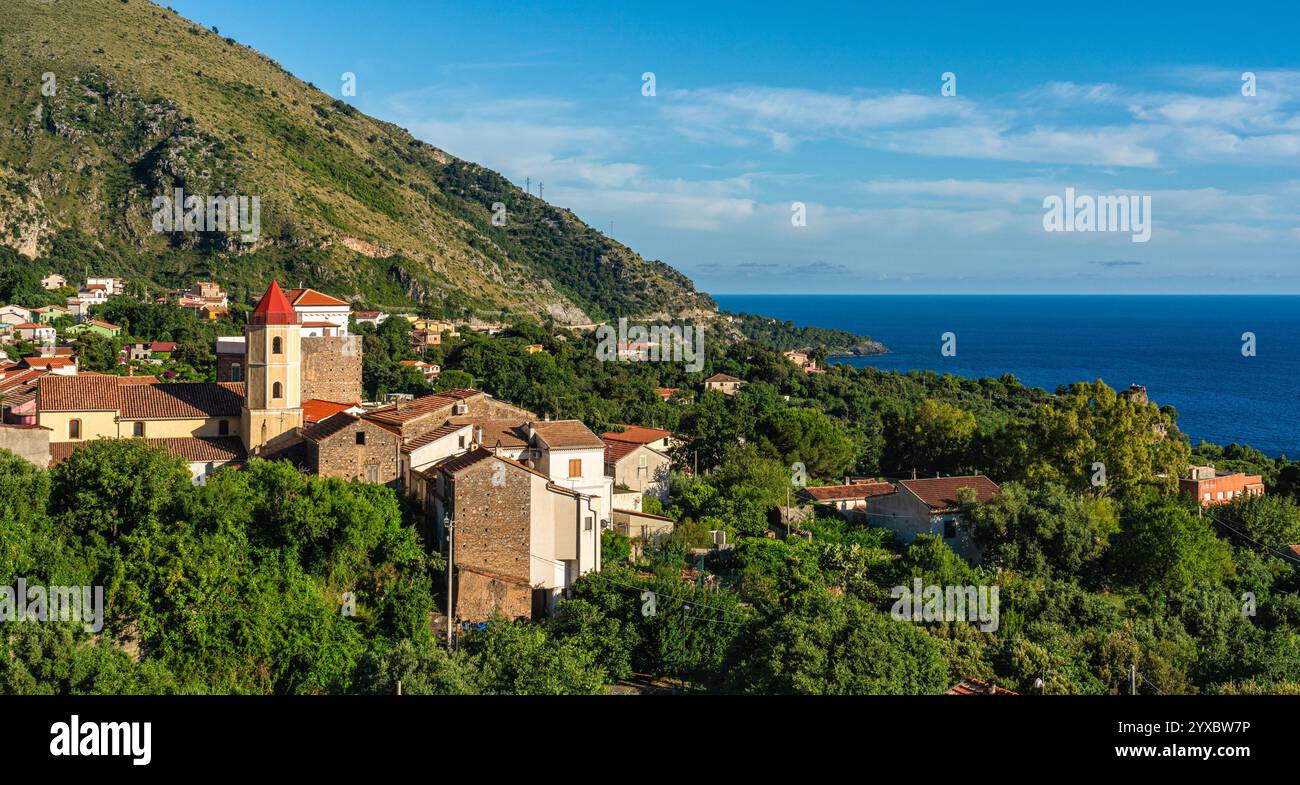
[285,288,352,336]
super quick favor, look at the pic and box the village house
[86,277,125,296]
[0,366,46,425]
[868,475,1002,562]
[410,329,441,349]
[417,447,602,621]
[783,349,823,374]
[301,412,402,485]
[0,305,34,326]
[798,479,896,515]
[285,287,352,337]
[13,323,55,344]
[41,273,67,290]
[1179,465,1264,506]
[399,359,440,381]
[656,387,680,401]
[353,311,387,327]
[34,305,71,323]
[69,319,121,338]
[127,342,178,364]
[77,284,110,306]
[602,425,673,503]
[20,356,78,376]
[703,372,745,396]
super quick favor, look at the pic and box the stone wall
[301,335,363,403]
[455,566,532,622]
[451,457,532,585]
[309,417,399,485]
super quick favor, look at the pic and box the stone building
[301,412,401,486]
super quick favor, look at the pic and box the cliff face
[0,0,717,324]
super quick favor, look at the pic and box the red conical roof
[250,280,300,325]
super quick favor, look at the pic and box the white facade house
[0,305,33,326]
[286,288,352,337]
[528,421,615,533]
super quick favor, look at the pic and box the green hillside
[0,0,717,323]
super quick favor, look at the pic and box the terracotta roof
[945,678,1018,696]
[603,425,672,445]
[704,373,742,383]
[354,311,381,318]
[457,418,529,449]
[401,422,470,453]
[50,436,246,465]
[38,376,244,417]
[22,357,76,369]
[302,399,360,424]
[801,482,896,502]
[88,319,119,329]
[1,368,45,390]
[285,288,349,307]
[364,389,480,427]
[119,382,244,419]
[250,281,299,325]
[37,375,120,411]
[530,420,604,449]
[603,437,640,464]
[13,323,50,330]
[301,412,360,443]
[431,447,494,475]
[148,342,177,353]
[118,375,160,385]
[900,476,1001,512]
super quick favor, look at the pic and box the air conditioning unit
[453,402,469,415]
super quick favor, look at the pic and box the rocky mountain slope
[0,0,718,324]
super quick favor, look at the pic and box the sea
[713,295,1300,458]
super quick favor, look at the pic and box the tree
[1109,490,1234,595]
[884,398,977,475]
[971,481,1119,578]
[729,594,949,694]
[755,407,857,480]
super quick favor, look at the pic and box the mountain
[0,0,718,324]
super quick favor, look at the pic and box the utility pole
[526,177,530,195]
[538,182,544,200]
[1130,664,1136,696]
[445,515,455,650]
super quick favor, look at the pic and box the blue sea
[713,295,1300,458]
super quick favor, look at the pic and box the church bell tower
[241,280,303,453]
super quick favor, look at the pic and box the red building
[1179,465,1264,506]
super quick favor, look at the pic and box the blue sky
[170,0,1300,294]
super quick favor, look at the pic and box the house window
[218,419,229,436]
[944,520,957,539]
[568,458,582,478]
[133,421,145,437]
[638,454,647,468]
[69,419,81,440]
[272,336,283,355]
[356,431,366,445]
[272,381,283,400]
[230,363,242,382]
[584,516,594,532]
[458,435,466,448]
